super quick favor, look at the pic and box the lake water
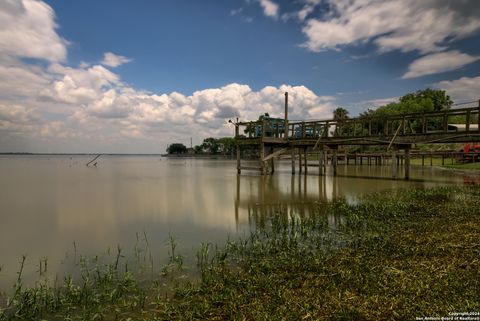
[0,155,475,289]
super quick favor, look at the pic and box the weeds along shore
[1,186,479,320]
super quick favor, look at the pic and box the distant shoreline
[0,152,234,159]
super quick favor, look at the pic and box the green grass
[1,186,479,320]
[410,157,480,170]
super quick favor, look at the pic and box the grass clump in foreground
[1,186,479,320]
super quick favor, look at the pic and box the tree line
[166,137,236,155]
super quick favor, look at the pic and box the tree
[359,89,454,134]
[167,143,187,154]
[361,88,452,118]
[218,137,235,156]
[333,107,349,121]
[333,107,351,136]
[201,137,220,154]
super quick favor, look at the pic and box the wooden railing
[235,105,480,140]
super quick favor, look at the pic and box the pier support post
[260,143,265,175]
[236,144,241,174]
[298,149,302,174]
[318,149,323,176]
[291,148,296,175]
[304,147,308,175]
[270,147,275,174]
[405,145,411,180]
[332,147,338,176]
[391,148,398,179]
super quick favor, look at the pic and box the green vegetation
[196,137,235,155]
[360,88,452,117]
[1,186,479,320]
[166,143,187,154]
[410,157,480,170]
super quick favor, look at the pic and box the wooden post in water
[422,154,425,167]
[318,149,323,176]
[391,148,398,179]
[260,143,265,175]
[291,148,296,175]
[405,145,411,180]
[270,147,275,174]
[332,147,338,176]
[304,147,308,175]
[324,151,327,174]
[298,149,302,174]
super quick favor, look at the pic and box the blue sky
[1,0,480,152]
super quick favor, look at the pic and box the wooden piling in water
[318,150,323,176]
[304,148,308,175]
[391,149,398,179]
[405,146,411,180]
[291,148,295,175]
[298,149,302,174]
[332,148,338,176]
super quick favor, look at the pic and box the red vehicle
[462,143,480,163]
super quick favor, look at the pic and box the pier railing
[236,105,480,141]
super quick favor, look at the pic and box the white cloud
[402,51,480,79]
[0,0,336,153]
[258,0,279,19]
[101,52,132,68]
[0,0,67,62]
[302,0,480,54]
[435,75,480,102]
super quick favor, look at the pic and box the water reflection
[233,162,467,231]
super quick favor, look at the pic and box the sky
[1,0,480,153]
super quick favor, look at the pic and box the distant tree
[167,143,187,154]
[201,137,220,154]
[194,145,203,154]
[218,137,235,155]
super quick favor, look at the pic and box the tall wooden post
[236,124,241,174]
[405,145,411,180]
[284,92,289,138]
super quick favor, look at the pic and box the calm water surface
[0,155,474,289]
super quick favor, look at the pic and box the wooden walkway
[234,95,480,179]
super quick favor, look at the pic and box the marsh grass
[1,186,479,320]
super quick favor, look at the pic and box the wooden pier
[234,93,480,179]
